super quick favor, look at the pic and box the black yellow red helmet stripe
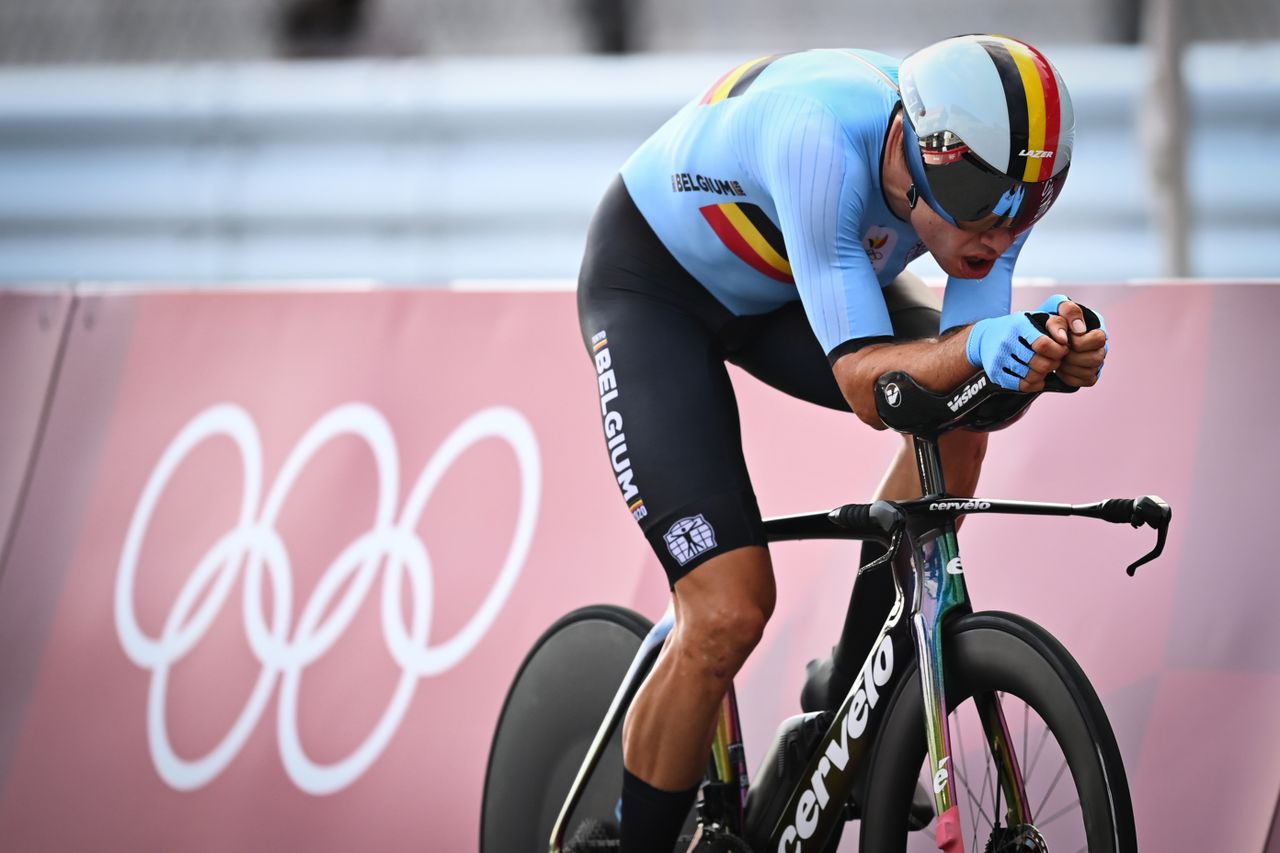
[976,36,1064,182]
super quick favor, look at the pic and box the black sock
[619,767,698,853]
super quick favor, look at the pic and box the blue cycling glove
[966,313,1049,390]
[1035,293,1072,317]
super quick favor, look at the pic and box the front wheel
[860,611,1136,852]
[481,604,653,853]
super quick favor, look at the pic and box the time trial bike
[482,365,1169,853]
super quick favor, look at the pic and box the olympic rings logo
[114,403,540,795]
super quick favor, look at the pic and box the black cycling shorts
[577,176,940,586]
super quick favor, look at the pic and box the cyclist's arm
[937,232,1108,392]
[938,231,1026,332]
[831,331,977,429]
[832,228,1035,427]
[749,94,895,350]
[833,312,1074,429]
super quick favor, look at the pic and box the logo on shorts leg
[593,329,647,522]
[664,515,718,566]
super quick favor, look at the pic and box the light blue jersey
[620,49,1024,356]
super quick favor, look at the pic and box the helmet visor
[904,117,1068,235]
[925,147,1066,234]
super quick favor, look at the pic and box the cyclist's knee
[677,604,768,681]
[698,593,770,660]
[943,428,988,455]
[673,547,774,680]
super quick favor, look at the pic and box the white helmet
[898,34,1075,233]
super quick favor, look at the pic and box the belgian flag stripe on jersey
[700,54,789,105]
[724,53,793,99]
[736,203,789,261]
[979,36,1063,182]
[700,203,793,283]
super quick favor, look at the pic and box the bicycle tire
[859,611,1136,853]
[480,604,653,853]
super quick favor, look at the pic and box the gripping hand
[965,313,1066,391]
[1035,293,1108,337]
[1035,293,1109,384]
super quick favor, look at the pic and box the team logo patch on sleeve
[664,515,718,566]
[862,226,899,272]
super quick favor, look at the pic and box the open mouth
[961,255,995,277]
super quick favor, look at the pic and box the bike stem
[913,435,947,496]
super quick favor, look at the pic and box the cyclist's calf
[623,545,776,791]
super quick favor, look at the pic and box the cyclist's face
[910,201,1016,279]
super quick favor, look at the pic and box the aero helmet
[897,35,1074,234]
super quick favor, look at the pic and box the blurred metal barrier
[0,45,1276,285]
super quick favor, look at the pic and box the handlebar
[836,306,1168,575]
[1080,495,1173,575]
[820,494,1172,577]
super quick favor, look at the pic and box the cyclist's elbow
[832,349,888,429]
[849,395,887,429]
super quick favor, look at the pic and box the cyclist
[576,35,1108,852]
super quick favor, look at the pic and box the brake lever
[856,500,906,576]
[858,526,903,576]
[1125,495,1172,576]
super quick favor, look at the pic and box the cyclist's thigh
[727,270,942,410]
[578,178,768,588]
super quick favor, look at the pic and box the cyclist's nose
[980,228,1015,256]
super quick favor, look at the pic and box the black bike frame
[548,432,1169,852]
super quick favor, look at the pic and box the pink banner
[0,284,1277,852]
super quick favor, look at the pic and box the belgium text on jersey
[591,331,647,522]
[670,172,747,197]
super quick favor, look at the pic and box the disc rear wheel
[480,604,652,853]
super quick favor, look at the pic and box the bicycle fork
[908,434,1033,852]
[910,522,1033,852]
